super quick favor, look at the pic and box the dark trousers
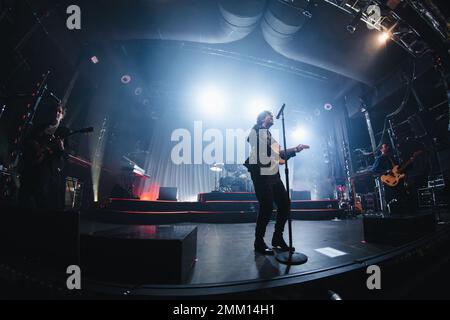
[252,174,290,243]
[18,175,65,210]
[384,183,408,214]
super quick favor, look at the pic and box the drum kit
[209,163,252,192]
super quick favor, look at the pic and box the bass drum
[231,177,254,192]
[231,178,245,192]
[219,176,234,192]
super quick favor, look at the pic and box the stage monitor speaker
[110,184,132,199]
[0,208,80,268]
[81,225,197,284]
[158,187,178,201]
[363,213,436,245]
[292,190,311,200]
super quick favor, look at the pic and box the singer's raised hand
[296,144,310,152]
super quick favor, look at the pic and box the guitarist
[371,143,406,213]
[244,111,309,255]
[371,143,396,174]
[18,103,70,210]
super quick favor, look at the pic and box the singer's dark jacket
[244,124,296,183]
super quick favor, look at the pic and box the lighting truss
[323,0,447,57]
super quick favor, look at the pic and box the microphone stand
[275,104,308,265]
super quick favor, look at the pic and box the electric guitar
[27,127,94,166]
[380,150,424,187]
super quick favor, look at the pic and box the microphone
[70,127,94,135]
[276,104,286,120]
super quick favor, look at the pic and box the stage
[91,195,345,224]
[81,217,390,285]
[77,212,449,299]
[1,0,449,301]
[1,204,449,299]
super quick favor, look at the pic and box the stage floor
[1,210,449,299]
[80,217,397,285]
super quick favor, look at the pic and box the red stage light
[139,183,160,201]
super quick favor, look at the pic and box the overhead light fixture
[365,4,381,30]
[90,56,99,64]
[378,31,391,44]
[121,75,132,84]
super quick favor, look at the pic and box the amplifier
[418,187,448,208]
[363,193,377,211]
[428,175,445,189]
[363,213,436,245]
[65,177,84,209]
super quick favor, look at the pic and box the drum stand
[210,164,223,192]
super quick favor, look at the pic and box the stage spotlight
[134,87,143,96]
[121,75,132,84]
[324,103,333,111]
[366,5,381,30]
[292,127,308,140]
[248,97,272,119]
[197,87,226,114]
[378,31,391,44]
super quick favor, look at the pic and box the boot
[254,239,274,255]
[272,232,295,252]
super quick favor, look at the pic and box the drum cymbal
[212,162,224,168]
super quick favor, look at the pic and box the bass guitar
[380,150,424,187]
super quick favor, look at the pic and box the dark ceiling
[68,0,407,84]
[0,0,446,118]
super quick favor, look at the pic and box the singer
[18,102,70,210]
[244,110,309,255]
